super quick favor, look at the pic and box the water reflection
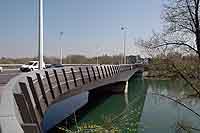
[55,78,200,133]
[138,79,200,133]
[124,93,129,106]
[74,76,147,132]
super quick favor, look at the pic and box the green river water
[73,77,200,133]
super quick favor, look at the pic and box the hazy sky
[0,0,163,58]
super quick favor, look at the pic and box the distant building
[127,55,137,64]
[127,55,142,64]
[127,55,151,64]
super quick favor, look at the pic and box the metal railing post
[96,66,101,79]
[71,68,78,87]
[110,66,113,75]
[27,77,43,118]
[45,71,55,99]
[104,66,108,77]
[114,66,116,74]
[107,66,111,77]
[86,67,92,82]
[79,67,85,84]
[62,69,70,90]
[36,73,49,106]
[100,66,105,78]
[91,66,96,80]
[53,69,62,94]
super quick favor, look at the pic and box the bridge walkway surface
[0,70,20,97]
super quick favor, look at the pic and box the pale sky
[0,0,163,58]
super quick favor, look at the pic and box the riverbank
[143,70,178,80]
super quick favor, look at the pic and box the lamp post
[97,55,99,65]
[59,32,64,64]
[96,44,99,65]
[38,0,44,70]
[121,26,127,64]
[60,48,63,64]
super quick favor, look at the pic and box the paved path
[0,70,21,95]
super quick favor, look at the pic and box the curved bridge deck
[0,64,143,133]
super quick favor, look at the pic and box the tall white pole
[38,0,44,70]
[121,27,127,64]
[96,44,99,65]
[59,32,64,65]
[97,56,99,65]
[60,48,63,64]
[123,28,127,64]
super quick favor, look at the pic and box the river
[64,76,200,132]
[49,76,200,132]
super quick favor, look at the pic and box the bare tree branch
[171,63,200,95]
[152,93,200,119]
[152,42,198,54]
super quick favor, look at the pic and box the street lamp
[121,26,127,64]
[60,48,63,64]
[96,55,99,65]
[38,0,44,70]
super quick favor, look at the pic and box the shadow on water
[47,92,112,132]
[76,73,147,132]
[49,73,147,132]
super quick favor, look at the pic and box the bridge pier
[124,81,128,94]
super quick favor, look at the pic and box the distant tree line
[0,54,124,65]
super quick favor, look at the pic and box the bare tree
[141,0,200,57]
[162,0,200,59]
[138,0,200,96]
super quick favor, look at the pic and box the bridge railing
[0,64,119,71]
[0,64,143,133]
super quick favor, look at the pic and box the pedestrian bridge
[0,64,143,133]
